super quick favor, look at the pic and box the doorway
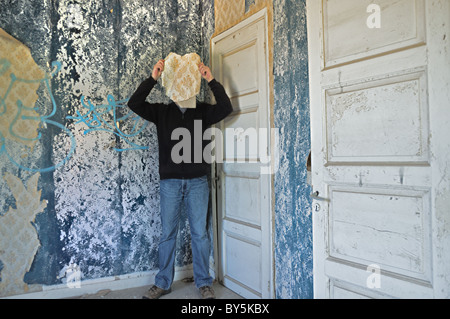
[211,8,274,299]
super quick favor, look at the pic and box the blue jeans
[155,176,213,290]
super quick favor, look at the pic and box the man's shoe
[142,285,171,299]
[199,286,215,299]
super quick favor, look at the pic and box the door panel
[323,0,426,67]
[308,0,450,298]
[225,175,260,225]
[212,9,272,299]
[222,42,259,96]
[329,186,431,281]
[325,71,429,163]
[225,233,262,292]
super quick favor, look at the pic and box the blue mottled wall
[273,0,313,299]
[0,0,214,297]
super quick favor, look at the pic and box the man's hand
[198,63,214,83]
[152,59,165,81]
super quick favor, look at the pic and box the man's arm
[198,63,233,126]
[127,60,165,123]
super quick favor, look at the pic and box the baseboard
[3,265,194,299]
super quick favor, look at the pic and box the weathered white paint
[308,0,450,298]
[326,72,429,163]
[211,8,273,299]
[323,0,426,68]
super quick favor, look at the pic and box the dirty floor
[71,278,244,299]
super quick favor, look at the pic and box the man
[128,58,233,299]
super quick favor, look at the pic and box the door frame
[210,8,275,299]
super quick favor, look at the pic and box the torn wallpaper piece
[161,52,201,108]
[0,28,45,151]
[0,173,47,297]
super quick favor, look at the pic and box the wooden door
[307,0,450,298]
[211,9,273,299]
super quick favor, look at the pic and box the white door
[211,9,273,299]
[308,0,450,298]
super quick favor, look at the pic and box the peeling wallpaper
[0,0,214,297]
[273,0,313,299]
[0,173,47,295]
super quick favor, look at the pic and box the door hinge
[212,176,220,188]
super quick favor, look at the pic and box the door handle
[311,191,330,202]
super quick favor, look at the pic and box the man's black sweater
[128,77,233,180]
